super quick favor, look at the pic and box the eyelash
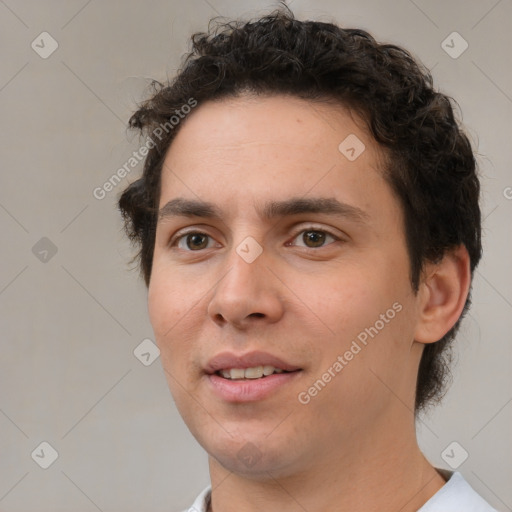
[169,226,341,251]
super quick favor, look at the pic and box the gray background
[0,0,510,510]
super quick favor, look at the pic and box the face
[148,94,424,478]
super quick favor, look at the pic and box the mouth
[216,365,296,380]
[205,350,302,376]
[204,351,303,402]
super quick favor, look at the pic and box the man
[118,8,497,511]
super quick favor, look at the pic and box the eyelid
[167,223,345,250]
[294,223,341,235]
[287,224,342,247]
[168,227,219,249]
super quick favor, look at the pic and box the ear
[414,245,471,344]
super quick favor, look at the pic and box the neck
[207,410,446,512]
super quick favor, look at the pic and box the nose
[207,244,285,329]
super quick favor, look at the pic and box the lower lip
[207,371,302,402]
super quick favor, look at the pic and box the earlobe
[414,245,471,344]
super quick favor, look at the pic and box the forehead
[158,94,395,223]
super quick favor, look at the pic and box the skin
[148,94,471,511]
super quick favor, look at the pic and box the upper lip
[205,351,302,374]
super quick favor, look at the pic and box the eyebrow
[158,197,369,224]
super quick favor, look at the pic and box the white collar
[185,469,497,512]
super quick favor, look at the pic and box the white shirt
[182,469,498,511]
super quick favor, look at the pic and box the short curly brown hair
[118,8,482,414]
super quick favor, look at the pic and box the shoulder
[176,485,212,512]
[419,470,499,512]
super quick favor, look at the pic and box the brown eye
[302,230,326,248]
[174,232,215,251]
[289,228,338,249]
[186,233,209,250]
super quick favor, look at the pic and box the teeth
[244,366,263,379]
[231,368,246,379]
[219,366,286,380]
[263,365,275,376]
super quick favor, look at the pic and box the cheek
[148,259,204,335]
[147,262,212,369]
[294,261,413,366]
[147,275,180,337]
[147,268,196,371]
[147,271,202,405]
[290,266,380,337]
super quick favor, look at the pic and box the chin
[202,430,303,479]
[212,449,295,480]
